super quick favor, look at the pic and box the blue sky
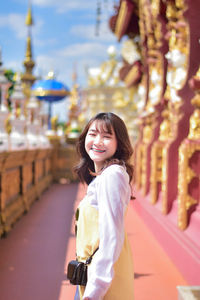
[0,0,121,121]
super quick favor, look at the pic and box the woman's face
[85,120,117,172]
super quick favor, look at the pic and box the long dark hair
[74,112,134,185]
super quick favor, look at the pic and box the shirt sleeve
[83,165,131,300]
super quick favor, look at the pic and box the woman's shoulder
[96,164,131,200]
[100,164,129,182]
[103,163,124,173]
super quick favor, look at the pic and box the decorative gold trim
[150,142,163,204]
[135,143,147,192]
[161,145,170,214]
[159,110,172,142]
[124,64,140,86]
[115,1,128,40]
[178,142,200,230]
[33,89,70,97]
[188,109,200,140]
[143,118,153,144]
[135,113,157,195]
[25,5,33,26]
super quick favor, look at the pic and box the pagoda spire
[25,4,34,26]
[21,1,36,97]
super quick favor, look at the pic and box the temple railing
[0,144,78,237]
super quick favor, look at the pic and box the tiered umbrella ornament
[32,71,70,129]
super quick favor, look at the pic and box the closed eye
[104,135,112,139]
[89,133,96,136]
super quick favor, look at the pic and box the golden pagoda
[21,2,36,98]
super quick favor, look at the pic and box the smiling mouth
[91,148,105,153]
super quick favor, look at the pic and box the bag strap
[85,247,99,265]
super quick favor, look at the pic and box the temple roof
[87,46,124,88]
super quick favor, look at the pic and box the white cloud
[16,0,114,15]
[52,98,68,122]
[35,54,57,77]
[69,21,117,43]
[6,59,24,72]
[34,37,57,48]
[31,0,96,13]
[0,13,44,40]
[58,42,108,59]
[34,40,117,87]
[32,0,57,6]
[0,14,26,39]
[57,1,96,13]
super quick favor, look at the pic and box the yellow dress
[76,166,134,300]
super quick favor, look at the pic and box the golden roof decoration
[121,39,141,65]
[25,4,34,26]
[87,46,123,88]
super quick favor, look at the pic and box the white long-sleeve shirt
[82,164,131,300]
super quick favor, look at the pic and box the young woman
[74,112,134,300]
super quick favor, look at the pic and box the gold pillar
[178,68,200,230]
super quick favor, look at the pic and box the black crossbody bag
[67,247,99,286]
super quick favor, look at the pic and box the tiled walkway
[0,183,187,300]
